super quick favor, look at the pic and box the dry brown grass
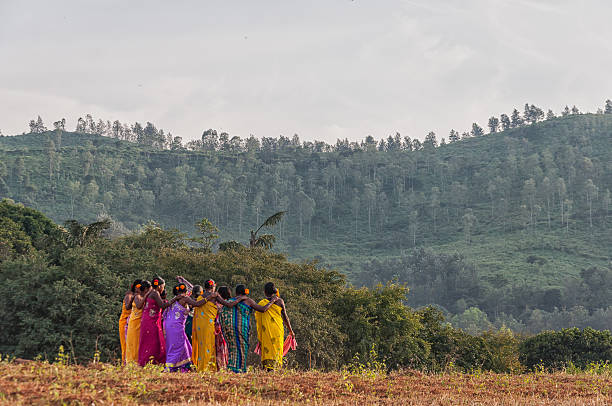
[0,360,610,405]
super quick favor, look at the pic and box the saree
[118,302,131,364]
[254,299,284,370]
[192,298,218,372]
[138,297,166,366]
[215,310,228,370]
[219,300,253,373]
[125,305,143,364]
[163,301,192,371]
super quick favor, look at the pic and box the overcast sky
[1,0,612,143]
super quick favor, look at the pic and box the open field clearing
[0,361,610,405]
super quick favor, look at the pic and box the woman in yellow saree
[255,282,294,371]
[125,280,150,364]
[119,279,140,364]
[192,280,245,372]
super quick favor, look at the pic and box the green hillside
[1,113,610,331]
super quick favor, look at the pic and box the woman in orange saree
[119,279,140,364]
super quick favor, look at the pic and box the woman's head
[130,279,142,293]
[235,284,249,296]
[217,286,232,300]
[151,276,165,293]
[175,283,188,295]
[139,280,151,294]
[204,279,216,292]
[264,282,278,297]
[192,285,203,298]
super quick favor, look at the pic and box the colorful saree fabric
[163,301,192,371]
[215,310,228,370]
[138,297,166,366]
[192,298,218,371]
[219,300,253,373]
[119,302,131,364]
[125,304,143,364]
[254,299,284,370]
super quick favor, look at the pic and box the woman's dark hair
[151,276,165,289]
[235,284,246,295]
[160,289,167,300]
[175,283,188,294]
[204,279,215,290]
[192,285,203,297]
[131,279,142,293]
[217,286,232,300]
[140,280,151,292]
[264,282,276,296]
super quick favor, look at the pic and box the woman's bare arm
[133,292,147,309]
[278,298,294,335]
[214,294,247,307]
[182,295,209,307]
[124,291,134,310]
[150,290,180,310]
[247,296,278,312]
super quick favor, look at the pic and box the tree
[462,208,476,244]
[192,218,219,252]
[510,109,523,128]
[428,186,440,233]
[409,210,418,246]
[561,106,570,116]
[522,178,537,230]
[424,131,438,148]
[605,99,612,114]
[488,117,499,133]
[76,117,86,132]
[470,123,484,137]
[529,105,544,123]
[602,189,611,217]
[28,116,46,133]
[584,179,598,229]
[53,118,66,130]
[541,177,553,229]
[500,114,511,131]
[546,109,556,120]
[448,129,460,143]
[571,105,580,115]
[249,211,286,249]
[63,219,111,247]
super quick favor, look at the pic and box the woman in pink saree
[138,276,181,367]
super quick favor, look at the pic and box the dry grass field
[0,360,610,405]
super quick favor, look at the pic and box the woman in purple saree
[163,284,192,372]
[163,282,211,372]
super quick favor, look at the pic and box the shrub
[519,327,612,370]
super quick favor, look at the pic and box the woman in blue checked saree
[218,284,277,373]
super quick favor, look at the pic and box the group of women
[118,276,295,373]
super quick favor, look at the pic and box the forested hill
[0,112,611,332]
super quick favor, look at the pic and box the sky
[1,0,612,143]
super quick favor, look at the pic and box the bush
[519,327,612,370]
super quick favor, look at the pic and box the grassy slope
[0,361,610,405]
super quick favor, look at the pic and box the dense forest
[0,103,610,333]
[1,199,610,371]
